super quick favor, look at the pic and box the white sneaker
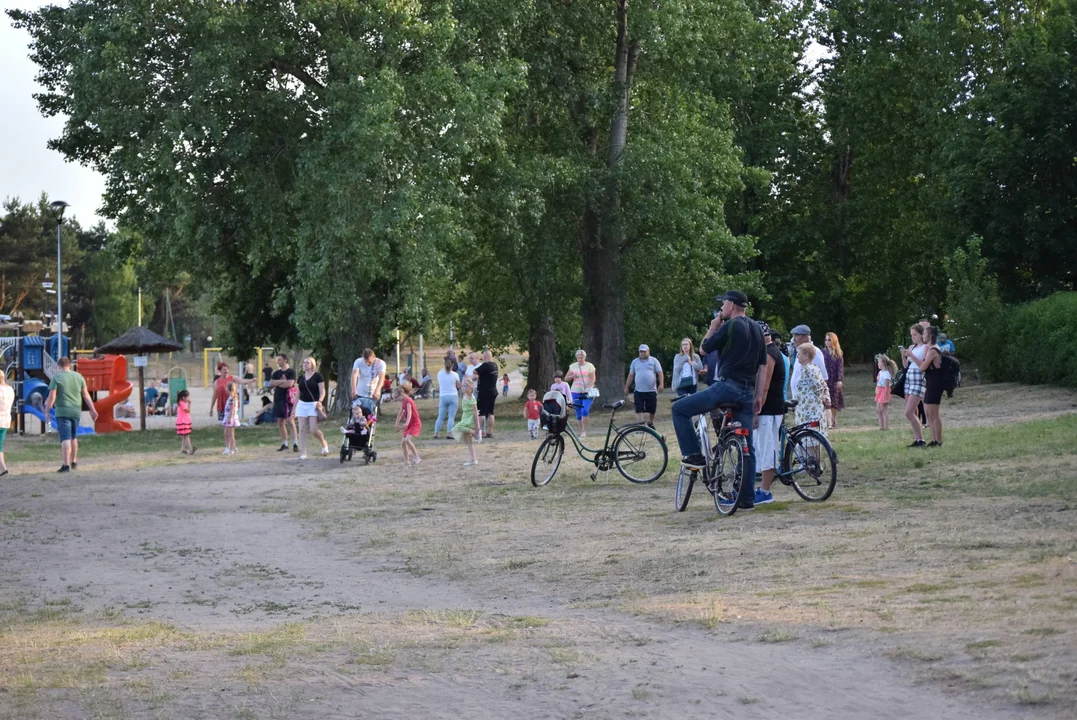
[412,457,421,466]
[299,455,308,460]
[464,460,478,466]
[321,446,329,456]
[221,449,231,456]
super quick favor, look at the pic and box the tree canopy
[9,0,1075,383]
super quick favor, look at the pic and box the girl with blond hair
[672,337,704,397]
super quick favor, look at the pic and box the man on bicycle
[671,290,767,510]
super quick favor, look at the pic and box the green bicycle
[530,399,668,486]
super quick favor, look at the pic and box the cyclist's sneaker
[754,488,774,505]
[680,454,706,469]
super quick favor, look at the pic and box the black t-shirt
[701,316,766,384]
[297,372,324,403]
[262,367,273,382]
[475,361,499,394]
[271,367,296,405]
[761,344,787,416]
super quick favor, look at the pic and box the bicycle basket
[541,391,568,434]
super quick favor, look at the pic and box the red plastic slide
[77,354,133,433]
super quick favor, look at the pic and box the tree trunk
[580,0,639,400]
[329,316,376,414]
[525,313,557,397]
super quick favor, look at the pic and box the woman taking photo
[823,332,845,429]
[900,325,928,447]
[919,326,945,447]
[565,349,596,437]
[295,356,328,459]
[672,337,704,397]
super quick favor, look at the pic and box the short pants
[56,416,79,442]
[752,414,781,472]
[634,391,657,416]
[0,427,7,452]
[571,393,593,420]
[477,390,497,417]
[527,419,540,435]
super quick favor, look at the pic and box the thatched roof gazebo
[97,326,183,431]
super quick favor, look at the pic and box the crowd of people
[3,300,957,479]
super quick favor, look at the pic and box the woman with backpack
[919,326,945,447]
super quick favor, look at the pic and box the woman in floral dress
[792,344,829,438]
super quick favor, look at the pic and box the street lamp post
[42,273,53,329]
[49,201,69,357]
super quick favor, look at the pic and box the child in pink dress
[176,390,196,454]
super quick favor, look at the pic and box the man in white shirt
[352,348,387,401]
[788,324,828,396]
[464,352,480,379]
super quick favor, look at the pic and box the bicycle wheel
[711,435,746,516]
[613,426,668,483]
[531,434,565,487]
[674,466,696,511]
[785,430,837,501]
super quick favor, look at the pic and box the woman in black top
[295,356,328,459]
[919,326,945,447]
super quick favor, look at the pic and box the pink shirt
[550,381,572,400]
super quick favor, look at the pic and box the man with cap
[671,290,767,511]
[625,344,664,426]
[788,324,828,399]
[753,321,786,505]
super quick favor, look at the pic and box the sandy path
[0,457,1040,719]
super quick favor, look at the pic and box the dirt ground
[0,368,1074,718]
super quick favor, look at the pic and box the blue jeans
[670,379,756,503]
[434,394,459,435]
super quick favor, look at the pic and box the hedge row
[978,292,1077,388]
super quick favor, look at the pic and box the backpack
[940,354,961,397]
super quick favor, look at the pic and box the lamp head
[49,200,70,220]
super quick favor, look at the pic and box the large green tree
[11,0,519,409]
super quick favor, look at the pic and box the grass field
[1,366,1074,718]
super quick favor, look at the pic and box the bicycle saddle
[784,400,799,411]
[603,400,625,410]
[716,402,742,412]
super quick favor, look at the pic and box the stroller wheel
[339,448,347,464]
[371,451,377,464]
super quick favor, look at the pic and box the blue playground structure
[1,335,94,435]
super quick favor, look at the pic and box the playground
[0,369,1074,719]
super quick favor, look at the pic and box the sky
[1,2,108,227]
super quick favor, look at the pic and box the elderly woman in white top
[672,337,704,397]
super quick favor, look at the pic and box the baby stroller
[540,391,569,435]
[340,396,379,464]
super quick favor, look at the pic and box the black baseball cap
[716,290,749,307]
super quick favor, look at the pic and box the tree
[944,0,1077,301]
[11,1,520,411]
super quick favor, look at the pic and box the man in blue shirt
[938,333,956,354]
[670,290,768,510]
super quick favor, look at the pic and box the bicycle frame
[560,405,629,464]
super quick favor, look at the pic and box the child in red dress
[395,381,423,466]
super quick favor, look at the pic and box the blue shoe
[754,488,774,505]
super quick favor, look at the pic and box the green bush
[947,239,1077,387]
[1001,293,1077,388]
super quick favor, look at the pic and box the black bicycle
[531,400,668,486]
[672,397,752,516]
[758,400,838,502]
